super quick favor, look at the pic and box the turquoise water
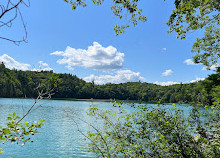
[0,98,195,158]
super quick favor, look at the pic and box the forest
[1,62,219,106]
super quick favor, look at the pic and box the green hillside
[1,62,219,106]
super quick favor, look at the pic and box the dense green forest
[0,62,219,106]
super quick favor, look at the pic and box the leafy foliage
[166,0,220,67]
[83,101,220,157]
[0,112,44,154]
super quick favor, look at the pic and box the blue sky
[0,0,217,85]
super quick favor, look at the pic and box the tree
[167,0,220,68]
[76,102,220,158]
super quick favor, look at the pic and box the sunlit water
[0,98,196,158]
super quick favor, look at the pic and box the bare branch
[0,0,22,19]
[0,8,17,27]
[75,116,111,157]
[0,0,30,45]
[73,119,105,158]
[16,82,57,124]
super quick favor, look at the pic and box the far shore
[0,97,179,105]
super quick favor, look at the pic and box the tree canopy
[167,0,220,67]
[1,62,220,106]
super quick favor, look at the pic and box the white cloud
[39,61,49,67]
[51,42,125,72]
[162,69,173,76]
[184,58,218,71]
[189,77,205,83]
[202,63,219,71]
[83,69,145,84]
[154,81,179,86]
[32,61,53,72]
[162,48,167,51]
[0,54,30,70]
[0,54,53,72]
[154,77,205,86]
[184,59,196,65]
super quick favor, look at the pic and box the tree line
[0,62,219,106]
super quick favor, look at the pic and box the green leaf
[2,128,10,134]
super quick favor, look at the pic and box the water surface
[0,98,195,158]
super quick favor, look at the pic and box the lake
[0,98,195,158]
